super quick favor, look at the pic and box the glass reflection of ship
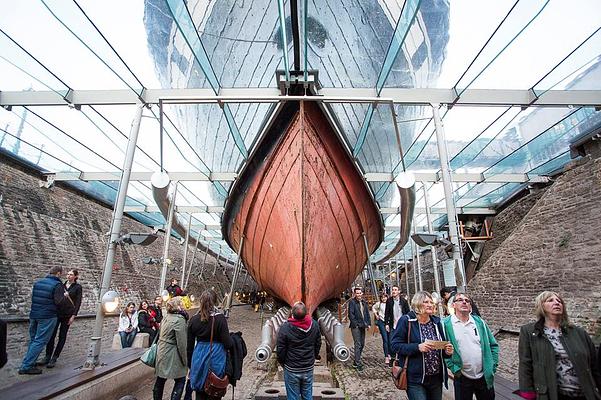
[143,0,449,311]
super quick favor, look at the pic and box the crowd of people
[348,285,601,400]
[11,266,601,400]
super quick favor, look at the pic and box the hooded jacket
[390,311,450,387]
[276,316,321,373]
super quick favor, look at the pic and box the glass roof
[1,0,600,263]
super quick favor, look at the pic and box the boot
[46,358,57,368]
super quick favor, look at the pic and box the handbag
[203,315,229,398]
[391,320,411,390]
[140,332,159,367]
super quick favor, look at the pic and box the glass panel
[465,183,522,207]
[0,106,117,172]
[306,0,397,88]
[466,1,601,90]
[528,152,571,176]
[0,0,134,89]
[454,0,549,91]
[459,107,576,173]
[533,28,601,93]
[39,0,145,94]
[0,31,69,93]
[486,108,601,175]
[455,182,506,208]
[451,107,522,170]
[375,0,421,92]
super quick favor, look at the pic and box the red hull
[223,101,382,313]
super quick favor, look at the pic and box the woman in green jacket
[153,296,188,400]
[518,291,601,400]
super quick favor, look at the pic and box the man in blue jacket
[348,287,371,371]
[18,266,66,375]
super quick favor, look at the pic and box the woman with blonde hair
[390,291,454,400]
[518,291,601,400]
[153,297,188,400]
[188,290,233,399]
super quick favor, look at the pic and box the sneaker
[35,358,49,367]
[384,356,390,365]
[18,368,43,375]
[352,363,359,370]
[46,359,57,368]
[357,364,364,372]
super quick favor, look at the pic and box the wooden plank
[3,348,145,400]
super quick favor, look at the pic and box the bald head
[292,302,307,320]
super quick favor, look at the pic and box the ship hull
[223,101,383,313]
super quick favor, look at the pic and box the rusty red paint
[224,101,382,314]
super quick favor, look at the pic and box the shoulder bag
[140,331,159,367]
[391,319,411,390]
[203,315,229,398]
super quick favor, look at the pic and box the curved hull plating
[223,101,383,313]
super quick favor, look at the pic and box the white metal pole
[432,104,467,289]
[413,223,423,291]
[403,249,410,299]
[180,214,192,285]
[184,228,203,289]
[423,183,443,313]
[83,103,143,370]
[159,182,178,292]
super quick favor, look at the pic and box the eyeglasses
[454,298,471,304]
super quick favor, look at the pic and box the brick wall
[469,155,601,338]
[0,154,254,373]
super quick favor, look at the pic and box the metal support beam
[184,228,203,289]
[180,215,192,286]
[412,223,423,291]
[433,105,467,290]
[159,182,178,292]
[224,236,244,318]
[83,103,143,370]
[403,249,410,299]
[2,88,600,107]
[48,170,548,184]
[423,183,443,315]
[362,233,379,298]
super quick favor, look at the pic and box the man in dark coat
[19,266,66,375]
[384,285,410,333]
[277,302,321,400]
[44,268,83,368]
[348,287,371,371]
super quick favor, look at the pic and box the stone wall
[469,154,601,338]
[0,153,252,371]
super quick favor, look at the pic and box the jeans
[21,317,57,370]
[119,330,137,348]
[46,316,71,361]
[350,327,366,366]
[375,319,390,357]
[284,369,314,400]
[455,375,495,400]
[407,373,443,400]
[153,376,186,400]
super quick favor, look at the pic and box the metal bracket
[40,174,56,189]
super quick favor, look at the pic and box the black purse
[203,316,229,398]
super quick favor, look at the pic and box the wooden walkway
[495,375,521,399]
[2,348,145,400]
